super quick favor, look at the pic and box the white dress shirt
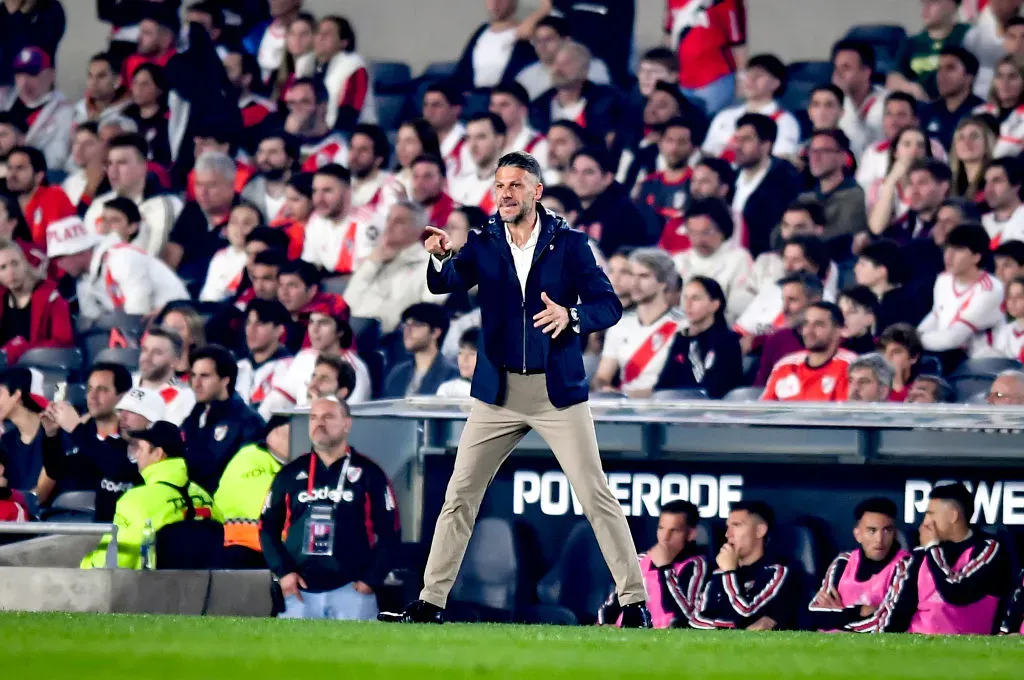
[432,214,540,298]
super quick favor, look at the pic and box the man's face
[15,71,49,103]
[86,369,121,419]
[308,313,340,352]
[118,409,149,437]
[808,91,843,131]
[277,274,313,313]
[643,90,680,128]
[839,297,874,338]
[800,306,840,353]
[314,19,343,61]
[384,205,418,249]
[308,364,342,401]
[607,254,633,304]
[402,317,438,353]
[742,66,778,101]
[101,208,137,242]
[984,166,1018,211]
[686,215,724,257]
[106,147,147,195]
[725,510,765,560]
[907,170,945,213]
[71,130,103,169]
[86,59,118,100]
[781,282,812,323]
[782,243,816,275]
[222,53,247,92]
[883,341,915,381]
[732,124,768,169]
[467,119,503,168]
[494,165,542,224]
[832,49,868,94]
[854,511,897,561]
[690,165,725,200]
[551,47,586,89]
[0,247,27,291]
[532,25,564,64]
[487,0,518,21]
[191,358,228,403]
[907,377,940,403]
[921,0,957,29]
[629,262,665,306]
[194,171,235,216]
[882,101,916,140]
[848,366,888,402]
[932,205,962,246]
[547,125,581,170]
[489,93,524,131]
[131,440,164,472]
[1007,23,1024,55]
[457,344,478,380]
[656,511,693,558]
[987,374,1024,404]
[1006,280,1024,317]
[638,60,674,98]
[568,156,610,202]
[284,185,313,222]
[943,244,980,278]
[422,92,460,131]
[137,20,169,56]
[4,152,38,195]
[412,161,445,203]
[246,311,281,354]
[53,251,92,278]
[347,132,379,178]
[250,263,280,300]
[312,175,349,219]
[285,83,318,127]
[255,137,290,175]
[937,55,971,99]
[659,126,693,170]
[308,399,351,450]
[808,134,844,179]
[0,123,21,157]
[779,209,821,241]
[923,498,963,542]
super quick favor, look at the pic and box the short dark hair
[412,153,446,177]
[10,145,47,175]
[287,172,314,199]
[278,259,321,288]
[736,113,778,145]
[686,197,734,240]
[641,47,678,73]
[697,157,736,192]
[811,127,851,152]
[252,249,286,269]
[190,344,239,394]
[104,196,142,225]
[986,156,1023,187]
[914,374,956,403]
[497,150,542,179]
[839,285,880,319]
[785,234,830,279]
[878,323,924,359]
[661,115,705,146]
[994,240,1024,265]
[859,239,903,284]
[468,111,507,137]
[536,14,570,37]
[929,482,974,524]
[831,39,876,73]
[785,198,826,227]
[89,51,116,70]
[314,354,357,395]
[246,225,291,253]
[458,327,481,350]
[314,163,351,185]
[257,129,300,163]
[778,271,824,300]
[143,326,184,357]
[245,298,291,327]
[401,302,449,336]
[188,1,225,28]
[946,223,992,258]
[940,45,980,77]
[908,158,952,185]
[107,133,149,160]
[424,80,464,108]
[291,76,329,104]
[321,15,357,52]
[542,184,581,215]
[661,499,700,528]
[491,80,530,107]
[811,83,845,107]
[731,500,774,532]
[808,301,845,328]
[352,123,391,166]
[854,497,897,522]
[884,91,918,117]
[88,361,133,395]
[571,146,614,174]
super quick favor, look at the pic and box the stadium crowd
[0,0,1021,629]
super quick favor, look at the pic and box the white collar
[505,212,540,251]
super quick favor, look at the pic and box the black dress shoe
[377,599,444,624]
[619,603,652,629]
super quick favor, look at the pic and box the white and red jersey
[449,170,497,214]
[702,100,800,161]
[301,207,381,275]
[983,204,1024,248]
[78,235,189,320]
[733,262,840,337]
[866,177,912,222]
[239,93,277,128]
[674,242,757,323]
[665,0,746,90]
[439,122,472,179]
[351,171,407,223]
[256,21,288,82]
[133,375,196,426]
[300,132,349,172]
[601,308,684,392]
[918,271,1005,354]
[991,318,1024,362]
[83,190,183,257]
[258,347,371,420]
[320,51,377,129]
[199,245,248,302]
[839,85,887,159]
[504,126,550,171]
[856,137,948,196]
[973,102,1024,158]
[236,348,292,406]
[762,349,857,402]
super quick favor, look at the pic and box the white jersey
[320,51,378,128]
[133,374,196,426]
[991,319,1024,362]
[856,138,948,196]
[256,21,287,81]
[733,262,840,337]
[236,351,291,406]
[702,100,801,160]
[504,126,550,172]
[439,122,472,179]
[83,190,183,257]
[435,377,472,398]
[199,246,248,302]
[973,102,1024,158]
[516,58,611,101]
[258,348,371,420]
[351,171,406,223]
[299,132,349,171]
[673,242,757,323]
[983,204,1024,247]
[838,86,887,159]
[301,208,381,275]
[61,171,88,208]
[918,271,1005,354]
[78,235,189,320]
[449,171,496,214]
[602,308,683,393]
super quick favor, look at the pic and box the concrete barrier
[0,535,96,568]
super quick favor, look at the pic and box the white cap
[46,216,98,258]
[115,387,165,423]
[27,367,49,410]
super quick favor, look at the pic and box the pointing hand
[423,226,452,257]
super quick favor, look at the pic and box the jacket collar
[141,456,188,486]
[485,204,561,266]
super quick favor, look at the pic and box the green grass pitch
[2,612,1022,678]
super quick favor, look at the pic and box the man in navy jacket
[380,151,649,627]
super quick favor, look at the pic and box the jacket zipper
[522,297,527,374]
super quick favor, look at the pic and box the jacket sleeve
[11,290,74,363]
[925,539,1009,606]
[699,566,794,629]
[107,250,156,315]
[703,332,744,399]
[333,66,369,134]
[1000,568,1024,634]
[40,431,70,480]
[426,231,481,294]
[807,554,863,630]
[569,232,623,335]
[258,469,299,578]
[664,556,710,627]
[363,465,402,589]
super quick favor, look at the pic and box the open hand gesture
[533,292,570,338]
[423,226,452,258]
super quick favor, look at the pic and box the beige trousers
[420,373,646,608]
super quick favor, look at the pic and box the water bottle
[140,519,156,570]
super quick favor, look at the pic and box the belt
[506,368,545,376]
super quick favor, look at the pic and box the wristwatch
[569,307,580,334]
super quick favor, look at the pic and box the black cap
[262,414,291,440]
[128,421,185,458]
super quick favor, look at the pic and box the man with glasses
[987,370,1024,405]
[799,129,867,260]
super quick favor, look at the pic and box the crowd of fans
[0,0,1022,626]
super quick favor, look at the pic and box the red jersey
[639,168,693,255]
[761,349,857,402]
[270,216,306,260]
[427,193,457,228]
[665,0,746,89]
[186,160,255,201]
[240,94,276,128]
[121,49,177,84]
[23,185,78,245]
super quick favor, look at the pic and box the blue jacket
[427,207,621,408]
[382,353,459,399]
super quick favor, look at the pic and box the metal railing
[0,522,118,568]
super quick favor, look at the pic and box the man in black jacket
[182,344,264,493]
[259,397,399,620]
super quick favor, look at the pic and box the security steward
[259,397,400,621]
[81,421,223,569]
[215,416,291,569]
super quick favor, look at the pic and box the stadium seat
[843,24,908,77]
[534,522,613,625]
[651,388,708,401]
[448,517,519,622]
[18,347,84,379]
[422,61,458,81]
[376,93,410,132]
[156,520,225,569]
[94,347,142,370]
[321,275,352,295]
[780,61,833,113]
[953,357,1022,376]
[360,349,387,399]
[462,89,491,119]
[84,311,147,336]
[349,317,381,354]
[371,60,413,94]
[43,491,96,523]
[63,383,88,413]
[951,374,996,403]
[723,386,764,401]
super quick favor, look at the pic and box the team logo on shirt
[346,466,362,483]
[214,424,229,442]
[821,377,836,395]
[774,374,800,400]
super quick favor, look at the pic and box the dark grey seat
[448,517,519,622]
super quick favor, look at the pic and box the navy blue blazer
[426,207,622,408]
